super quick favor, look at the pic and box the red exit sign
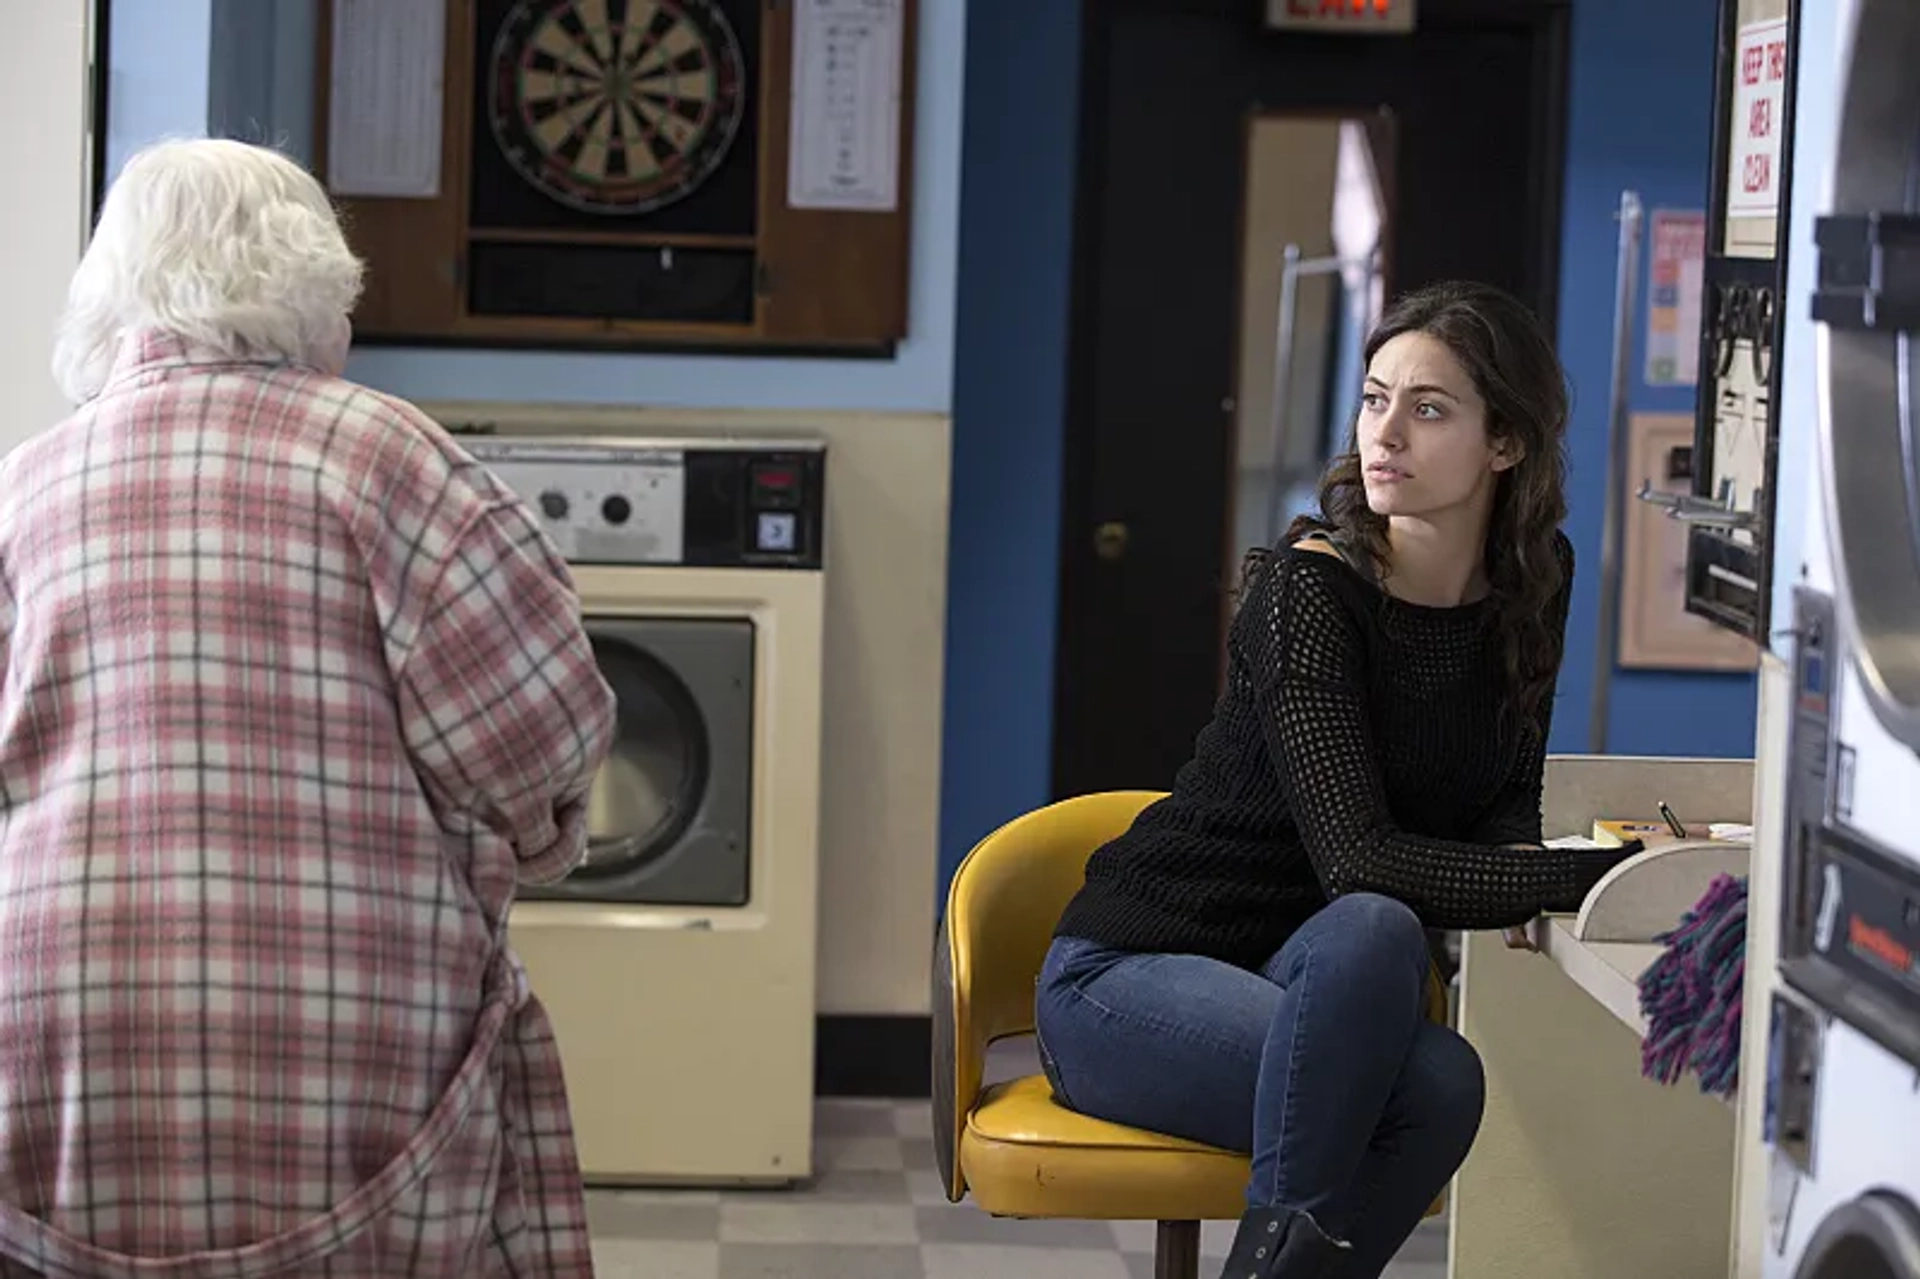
[1266,0,1417,34]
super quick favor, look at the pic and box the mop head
[1636,873,1747,1098]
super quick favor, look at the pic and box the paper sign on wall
[1726,16,1789,219]
[788,0,905,212]
[326,0,445,199]
[1646,210,1706,387]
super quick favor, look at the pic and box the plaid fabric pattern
[0,334,616,1277]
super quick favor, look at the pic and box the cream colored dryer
[464,434,825,1186]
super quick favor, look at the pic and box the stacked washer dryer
[1760,0,1920,1271]
[464,434,827,1186]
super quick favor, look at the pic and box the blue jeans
[1034,893,1484,1279]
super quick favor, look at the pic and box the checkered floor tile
[586,1098,1448,1279]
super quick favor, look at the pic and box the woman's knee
[1321,892,1431,979]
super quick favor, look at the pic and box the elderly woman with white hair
[0,138,617,1276]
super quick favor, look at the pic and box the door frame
[1049,0,1573,799]
[1213,106,1398,657]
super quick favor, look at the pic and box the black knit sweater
[1054,531,1626,969]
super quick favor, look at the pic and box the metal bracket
[1634,477,1757,532]
[1811,211,1920,331]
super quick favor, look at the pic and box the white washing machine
[465,434,827,1186]
[1761,0,1920,1271]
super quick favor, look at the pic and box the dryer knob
[538,491,570,521]
[602,494,633,525]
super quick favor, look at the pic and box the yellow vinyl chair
[931,791,1450,1279]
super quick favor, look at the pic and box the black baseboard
[815,1014,931,1098]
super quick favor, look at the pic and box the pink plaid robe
[0,333,618,1277]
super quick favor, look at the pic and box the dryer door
[522,617,755,907]
[1817,0,1920,751]
[581,634,711,875]
[1796,1193,1920,1279]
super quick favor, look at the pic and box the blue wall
[104,0,211,181]
[1551,0,1759,759]
[936,1,1080,887]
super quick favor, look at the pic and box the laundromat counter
[1449,751,1758,1279]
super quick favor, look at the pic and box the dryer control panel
[465,438,826,569]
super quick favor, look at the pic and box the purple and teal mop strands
[1636,874,1748,1099]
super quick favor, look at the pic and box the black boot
[1216,1206,1351,1279]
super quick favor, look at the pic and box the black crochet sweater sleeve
[1239,550,1624,930]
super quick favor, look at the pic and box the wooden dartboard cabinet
[315,0,917,353]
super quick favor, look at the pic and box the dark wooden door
[1051,0,1571,797]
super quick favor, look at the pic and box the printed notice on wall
[326,0,445,199]
[1646,210,1706,387]
[1726,16,1788,219]
[788,0,905,212]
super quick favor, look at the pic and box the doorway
[1051,0,1570,797]
[1226,114,1392,622]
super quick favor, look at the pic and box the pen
[1657,800,1688,839]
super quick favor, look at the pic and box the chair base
[1155,1220,1201,1279]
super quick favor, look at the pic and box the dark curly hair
[1286,280,1572,727]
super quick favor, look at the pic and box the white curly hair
[52,138,365,404]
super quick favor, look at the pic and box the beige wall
[419,402,949,1020]
[4,1,92,451]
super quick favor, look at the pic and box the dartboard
[487,0,747,216]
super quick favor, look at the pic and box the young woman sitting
[1036,281,1636,1279]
